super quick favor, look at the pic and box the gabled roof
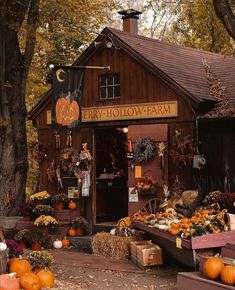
[28,27,235,119]
[106,27,235,106]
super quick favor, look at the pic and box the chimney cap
[118,9,141,19]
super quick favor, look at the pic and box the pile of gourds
[168,208,228,238]
[143,208,184,230]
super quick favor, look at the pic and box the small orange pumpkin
[9,259,32,278]
[33,267,44,274]
[221,265,235,285]
[203,257,224,280]
[19,272,42,290]
[54,201,65,210]
[9,257,20,265]
[68,228,76,237]
[68,200,77,210]
[0,274,20,290]
[62,236,70,247]
[31,242,42,251]
[169,228,179,235]
[37,269,54,288]
[76,228,84,236]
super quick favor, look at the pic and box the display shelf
[133,221,235,269]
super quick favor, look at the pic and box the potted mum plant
[26,250,54,272]
[17,201,36,220]
[51,193,69,210]
[32,205,55,218]
[34,215,58,234]
[71,216,88,236]
[5,239,23,258]
[29,191,51,205]
[14,229,29,249]
[24,229,49,250]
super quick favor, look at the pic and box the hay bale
[92,232,130,260]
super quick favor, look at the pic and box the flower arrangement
[51,193,69,206]
[34,215,58,228]
[17,201,36,216]
[5,239,23,258]
[26,250,54,268]
[29,191,51,202]
[71,216,88,229]
[135,175,157,195]
[14,229,29,243]
[24,229,49,245]
[32,205,55,218]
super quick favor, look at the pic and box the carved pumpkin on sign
[55,93,79,127]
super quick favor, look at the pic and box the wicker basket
[136,184,158,196]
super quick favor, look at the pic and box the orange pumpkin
[68,228,76,237]
[54,201,65,210]
[33,267,44,274]
[19,272,42,290]
[37,269,54,288]
[55,96,79,126]
[62,236,70,247]
[203,257,224,280]
[221,265,235,285]
[68,200,77,210]
[169,228,179,235]
[31,242,42,251]
[76,228,84,236]
[9,257,20,265]
[10,259,32,278]
[0,274,20,290]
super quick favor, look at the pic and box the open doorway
[95,127,128,224]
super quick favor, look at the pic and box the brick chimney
[118,9,142,34]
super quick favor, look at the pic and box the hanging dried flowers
[169,130,195,167]
[133,138,156,164]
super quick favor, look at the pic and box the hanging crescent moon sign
[56,69,65,82]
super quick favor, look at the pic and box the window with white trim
[99,73,120,100]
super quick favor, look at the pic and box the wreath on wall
[133,138,156,164]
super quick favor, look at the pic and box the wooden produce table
[133,221,235,269]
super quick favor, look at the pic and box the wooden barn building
[29,10,235,230]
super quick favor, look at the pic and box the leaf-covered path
[49,249,187,290]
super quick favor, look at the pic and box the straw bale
[92,232,131,260]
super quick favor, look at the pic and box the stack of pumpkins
[0,257,54,290]
[203,256,235,286]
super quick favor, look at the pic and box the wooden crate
[130,240,152,264]
[136,244,162,267]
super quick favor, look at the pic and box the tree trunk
[213,0,235,40]
[0,0,39,215]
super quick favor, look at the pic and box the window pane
[108,87,113,98]
[107,75,114,85]
[114,86,120,97]
[100,87,106,99]
[100,76,106,86]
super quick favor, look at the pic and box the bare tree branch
[213,0,235,39]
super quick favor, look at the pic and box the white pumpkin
[0,242,7,251]
[53,240,63,249]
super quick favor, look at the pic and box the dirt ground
[49,249,188,290]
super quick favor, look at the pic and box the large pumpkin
[37,269,55,288]
[221,265,235,285]
[0,274,20,290]
[203,257,224,280]
[55,95,79,126]
[19,272,42,290]
[9,259,32,278]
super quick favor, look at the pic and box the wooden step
[177,272,235,290]
[54,209,80,222]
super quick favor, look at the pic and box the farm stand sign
[82,101,178,122]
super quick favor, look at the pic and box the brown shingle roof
[107,27,235,105]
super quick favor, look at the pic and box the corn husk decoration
[157,142,166,168]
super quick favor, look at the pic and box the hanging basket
[135,172,158,196]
